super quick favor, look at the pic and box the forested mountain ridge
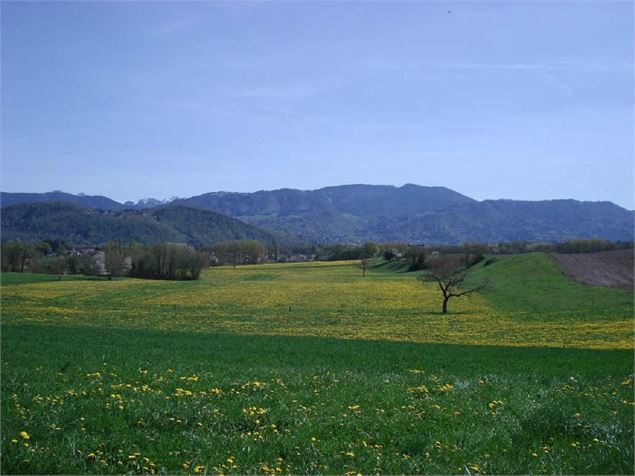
[171,185,633,243]
[173,184,475,218]
[1,191,125,211]
[1,202,300,248]
[0,191,172,211]
[2,184,633,244]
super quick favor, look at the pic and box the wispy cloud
[536,69,578,100]
[341,118,511,133]
[158,100,209,111]
[448,62,580,101]
[227,84,326,100]
[355,58,631,73]
[144,17,200,36]
[354,58,632,100]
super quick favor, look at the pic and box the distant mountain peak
[126,196,181,209]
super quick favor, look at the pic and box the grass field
[1,254,634,474]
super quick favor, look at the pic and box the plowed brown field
[551,248,634,289]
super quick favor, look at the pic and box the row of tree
[3,237,632,279]
[1,239,270,279]
[549,239,633,254]
[205,240,267,267]
[317,239,633,265]
[127,243,208,280]
[318,242,489,271]
[1,240,209,281]
[1,240,91,274]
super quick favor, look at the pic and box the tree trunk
[442,297,449,314]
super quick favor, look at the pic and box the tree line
[205,240,267,268]
[2,237,632,280]
[0,240,208,280]
[1,239,279,279]
[317,239,633,265]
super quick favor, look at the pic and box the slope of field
[466,252,634,318]
[1,258,633,474]
[550,249,634,290]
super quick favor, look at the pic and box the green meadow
[1,254,633,474]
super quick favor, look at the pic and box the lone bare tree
[419,254,487,314]
[361,258,370,277]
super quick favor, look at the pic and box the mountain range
[1,184,633,245]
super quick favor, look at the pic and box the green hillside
[465,252,634,319]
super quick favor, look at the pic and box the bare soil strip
[550,249,634,290]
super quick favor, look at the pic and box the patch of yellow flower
[180,375,199,382]
[407,385,429,395]
[2,260,632,350]
[242,406,267,417]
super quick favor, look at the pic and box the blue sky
[1,1,633,208]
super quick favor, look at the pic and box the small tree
[361,258,370,277]
[361,242,380,258]
[31,256,66,275]
[405,245,427,271]
[383,248,397,262]
[185,250,208,280]
[419,254,487,314]
[34,241,53,256]
[65,255,82,274]
[103,241,126,277]
[6,241,35,272]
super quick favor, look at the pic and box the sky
[1,1,633,208]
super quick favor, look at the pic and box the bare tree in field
[419,254,487,314]
[361,258,370,277]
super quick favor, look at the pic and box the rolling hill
[0,202,300,248]
[0,191,125,211]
